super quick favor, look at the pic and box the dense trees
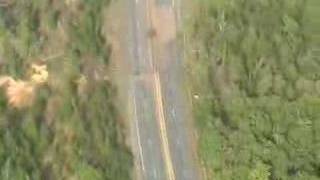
[186,0,320,179]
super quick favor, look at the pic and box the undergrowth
[0,0,132,179]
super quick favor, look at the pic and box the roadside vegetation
[0,0,132,179]
[185,0,320,179]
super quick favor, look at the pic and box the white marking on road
[135,0,139,4]
[153,168,158,179]
[171,109,176,119]
[147,138,153,146]
[137,21,141,30]
[133,94,146,172]
[176,138,181,146]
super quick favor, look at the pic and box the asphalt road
[127,0,167,179]
[127,0,201,179]
[159,40,200,180]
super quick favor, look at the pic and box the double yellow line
[153,72,176,180]
[145,0,176,179]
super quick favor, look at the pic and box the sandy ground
[104,1,155,179]
[105,0,132,128]
[104,0,137,178]
[151,6,176,44]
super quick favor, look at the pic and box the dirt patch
[151,4,177,43]
[105,0,131,142]
[104,0,129,109]
[104,0,137,179]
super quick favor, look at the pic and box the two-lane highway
[126,0,201,179]
[127,0,168,179]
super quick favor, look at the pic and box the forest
[185,0,320,179]
[0,0,132,179]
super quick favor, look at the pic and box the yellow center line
[145,0,175,179]
[153,72,176,180]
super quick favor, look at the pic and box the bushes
[187,0,320,179]
[0,1,132,179]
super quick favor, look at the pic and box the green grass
[0,0,132,179]
[186,0,320,179]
